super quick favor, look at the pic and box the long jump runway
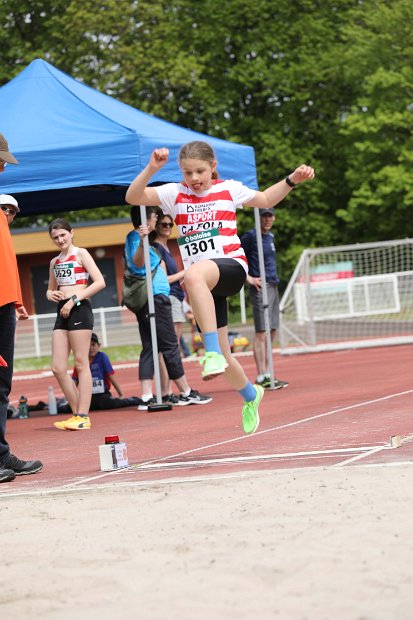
[2,344,412,497]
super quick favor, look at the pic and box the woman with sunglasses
[151,212,188,354]
[150,211,192,401]
[127,206,211,408]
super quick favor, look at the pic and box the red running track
[2,345,413,495]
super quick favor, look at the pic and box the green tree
[2,0,412,279]
[49,0,361,280]
[336,0,413,242]
[0,0,68,83]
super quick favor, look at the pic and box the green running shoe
[242,384,264,434]
[199,352,228,380]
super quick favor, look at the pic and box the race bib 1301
[177,229,225,269]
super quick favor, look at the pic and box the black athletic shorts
[53,298,94,331]
[209,258,247,329]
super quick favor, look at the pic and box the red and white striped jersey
[156,179,256,272]
[54,247,89,286]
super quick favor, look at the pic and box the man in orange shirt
[0,133,43,483]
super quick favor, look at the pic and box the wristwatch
[71,295,81,306]
[285,176,296,188]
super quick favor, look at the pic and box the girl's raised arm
[247,164,315,210]
[125,148,169,206]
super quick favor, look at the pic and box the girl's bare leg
[183,261,220,333]
[69,330,92,415]
[51,330,79,413]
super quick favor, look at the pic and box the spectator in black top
[127,206,212,408]
[241,208,289,390]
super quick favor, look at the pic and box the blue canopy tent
[0,59,257,215]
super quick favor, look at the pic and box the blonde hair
[179,141,219,180]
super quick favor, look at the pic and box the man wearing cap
[0,194,30,320]
[0,133,43,483]
[0,193,20,223]
[241,208,289,390]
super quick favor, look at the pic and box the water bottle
[18,395,29,419]
[48,386,57,415]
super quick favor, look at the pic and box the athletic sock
[239,382,257,403]
[142,393,153,402]
[203,331,222,354]
[180,388,191,397]
[257,374,266,383]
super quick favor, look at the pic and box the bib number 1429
[178,229,224,269]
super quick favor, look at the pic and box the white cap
[0,194,20,213]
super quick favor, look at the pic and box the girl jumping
[126,141,314,434]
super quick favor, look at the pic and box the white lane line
[13,370,54,380]
[0,467,135,498]
[334,445,389,467]
[1,446,383,498]
[136,445,387,471]
[2,455,413,500]
[21,445,386,491]
[55,426,413,484]
[58,466,136,487]
[335,431,413,467]
[139,389,413,468]
[0,467,286,500]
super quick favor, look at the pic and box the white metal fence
[279,238,413,354]
[15,288,248,360]
[15,306,141,359]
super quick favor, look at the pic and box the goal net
[279,239,413,353]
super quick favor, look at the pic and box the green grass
[102,344,142,363]
[14,355,53,372]
[14,344,143,372]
